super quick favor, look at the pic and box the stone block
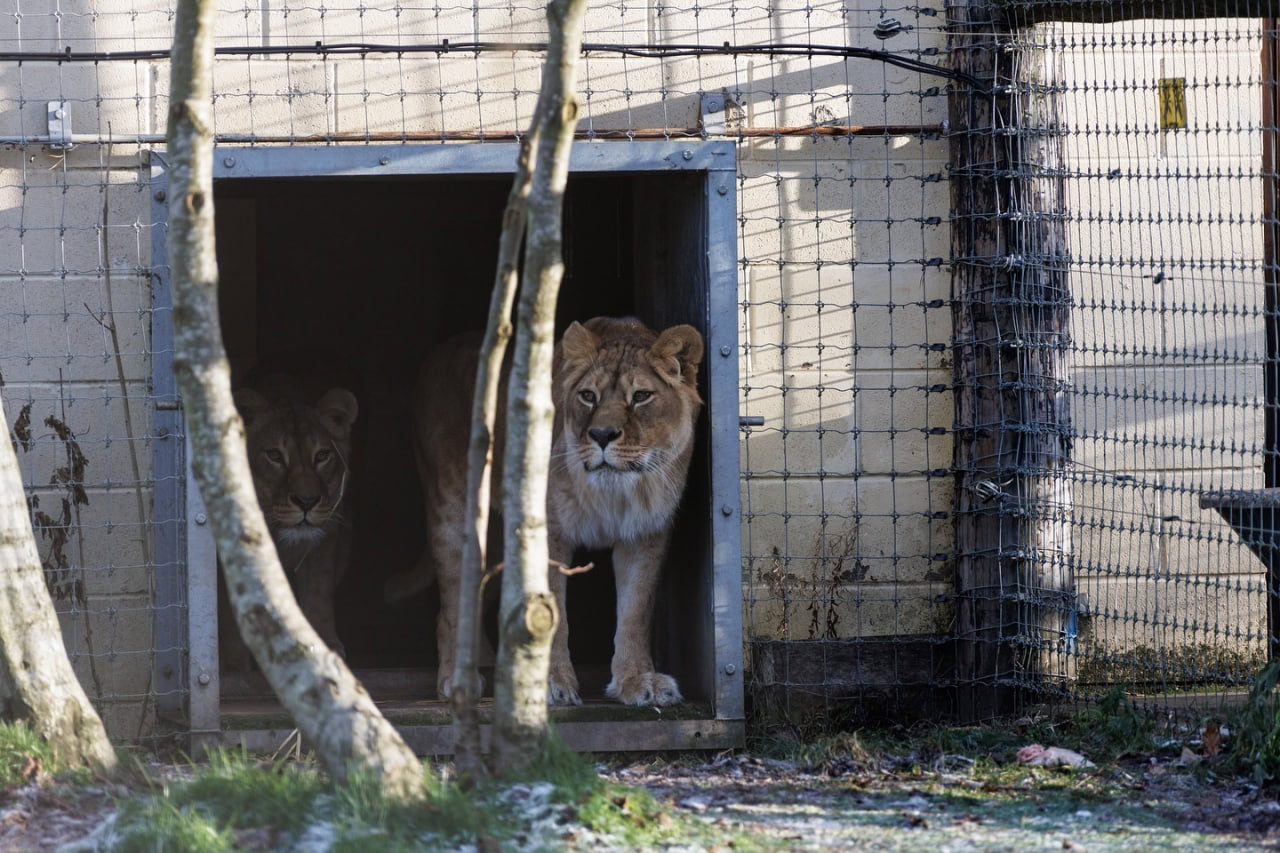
[0,62,154,140]
[58,593,155,702]
[0,295,150,384]
[742,475,953,588]
[744,580,949,641]
[153,58,332,138]
[434,55,542,133]
[330,58,440,136]
[738,158,949,268]
[7,381,154,488]
[1072,364,1262,473]
[0,165,150,277]
[1076,572,1266,657]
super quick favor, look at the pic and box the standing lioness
[397,316,703,706]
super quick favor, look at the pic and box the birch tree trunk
[490,0,590,773]
[166,0,423,799]
[452,134,539,782]
[0,393,117,774]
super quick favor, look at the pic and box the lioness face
[558,319,704,485]
[233,387,358,548]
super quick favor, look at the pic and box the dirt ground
[3,749,1280,850]
[601,750,1280,851]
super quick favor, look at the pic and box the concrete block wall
[0,142,157,736]
[1053,18,1269,677]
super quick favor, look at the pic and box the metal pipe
[0,124,945,147]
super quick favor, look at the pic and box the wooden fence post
[948,1,1075,720]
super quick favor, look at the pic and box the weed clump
[112,735,718,851]
[1229,661,1280,784]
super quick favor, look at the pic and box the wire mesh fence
[1041,16,1270,706]
[947,10,1271,722]
[0,0,1273,744]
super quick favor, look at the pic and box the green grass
[114,798,238,853]
[113,735,729,852]
[0,721,59,787]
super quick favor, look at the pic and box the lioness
[396,316,703,706]
[219,378,358,668]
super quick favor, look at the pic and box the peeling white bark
[166,0,423,799]
[0,393,117,774]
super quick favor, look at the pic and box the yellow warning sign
[1158,78,1187,130]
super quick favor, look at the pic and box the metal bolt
[707,98,722,112]
[682,149,693,160]
[195,512,207,526]
[223,157,235,168]
[197,672,211,686]
[721,504,733,517]
[154,190,166,202]
[379,156,390,165]
[717,184,728,196]
[724,664,737,675]
[719,345,731,357]
[54,108,64,119]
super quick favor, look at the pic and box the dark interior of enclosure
[211,169,713,704]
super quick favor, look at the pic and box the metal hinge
[47,101,73,150]
[699,91,744,136]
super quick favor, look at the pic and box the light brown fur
[221,379,358,668]
[391,317,704,706]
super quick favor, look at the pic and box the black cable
[0,40,986,89]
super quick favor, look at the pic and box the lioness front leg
[294,545,345,660]
[546,531,581,705]
[606,535,682,706]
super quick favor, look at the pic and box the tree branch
[451,128,539,784]
[166,0,423,799]
[490,0,591,773]
[0,391,116,774]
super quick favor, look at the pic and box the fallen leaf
[1203,722,1222,757]
[19,755,41,782]
[1017,745,1095,769]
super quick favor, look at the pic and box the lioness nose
[291,494,320,512]
[588,427,621,449]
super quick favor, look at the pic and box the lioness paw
[547,666,582,706]
[606,672,682,707]
[438,673,486,700]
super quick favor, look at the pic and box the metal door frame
[150,140,743,751]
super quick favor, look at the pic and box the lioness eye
[578,390,597,405]
[632,390,653,405]
[265,449,285,465]
[314,449,332,465]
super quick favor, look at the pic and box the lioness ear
[650,325,704,386]
[317,388,359,439]
[233,389,270,429]
[561,321,602,364]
